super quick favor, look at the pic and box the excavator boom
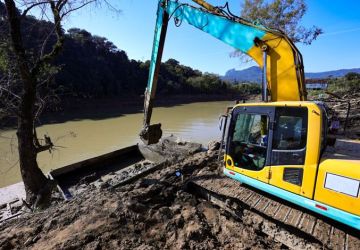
[140,0,306,144]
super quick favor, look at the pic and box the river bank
[1,137,338,249]
[0,148,285,250]
[0,101,236,188]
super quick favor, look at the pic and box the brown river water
[0,101,232,188]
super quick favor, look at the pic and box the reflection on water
[0,101,233,187]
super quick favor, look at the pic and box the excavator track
[188,169,360,249]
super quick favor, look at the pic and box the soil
[0,150,284,250]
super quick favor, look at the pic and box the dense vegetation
[307,72,360,100]
[327,72,360,95]
[54,29,261,99]
[0,2,260,103]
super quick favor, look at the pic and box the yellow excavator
[140,0,360,231]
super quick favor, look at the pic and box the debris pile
[0,150,283,250]
[316,92,360,138]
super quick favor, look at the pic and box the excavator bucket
[139,123,162,145]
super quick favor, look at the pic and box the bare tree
[0,0,103,208]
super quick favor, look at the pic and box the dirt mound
[318,92,360,138]
[138,135,203,163]
[0,152,281,250]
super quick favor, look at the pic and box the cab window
[230,113,269,171]
[271,107,308,165]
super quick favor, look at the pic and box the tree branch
[60,0,95,18]
[31,0,66,76]
[21,1,50,18]
[4,0,34,87]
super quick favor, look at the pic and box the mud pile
[0,151,282,250]
[340,93,360,138]
[319,92,360,138]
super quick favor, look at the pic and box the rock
[125,200,147,214]
[79,173,98,184]
[100,181,110,190]
[84,240,101,250]
[158,207,173,219]
[207,140,220,152]
[185,221,202,240]
[43,219,58,232]
[84,233,96,243]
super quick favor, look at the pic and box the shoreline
[0,94,254,130]
[0,99,243,188]
[44,94,248,124]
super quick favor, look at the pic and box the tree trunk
[17,85,48,205]
[5,0,50,205]
[17,126,49,205]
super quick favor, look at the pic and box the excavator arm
[140,0,307,145]
[139,0,169,145]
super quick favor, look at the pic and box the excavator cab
[225,103,314,187]
[224,102,360,230]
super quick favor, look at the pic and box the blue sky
[60,0,360,75]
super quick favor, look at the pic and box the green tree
[241,0,322,45]
[345,72,360,81]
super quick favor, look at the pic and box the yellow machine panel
[268,102,322,198]
[269,166,303,194]
[225,155,270,183]
[315,159,360,216]
[247,33,306,102]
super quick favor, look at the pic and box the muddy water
[0,101,232,187]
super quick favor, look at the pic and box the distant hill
[222,66,360,83]
[222,66,262,83]
[305,68,360,79]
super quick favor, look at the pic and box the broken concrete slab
[0,182,26,206]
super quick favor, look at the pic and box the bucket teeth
[140,123,162,145]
